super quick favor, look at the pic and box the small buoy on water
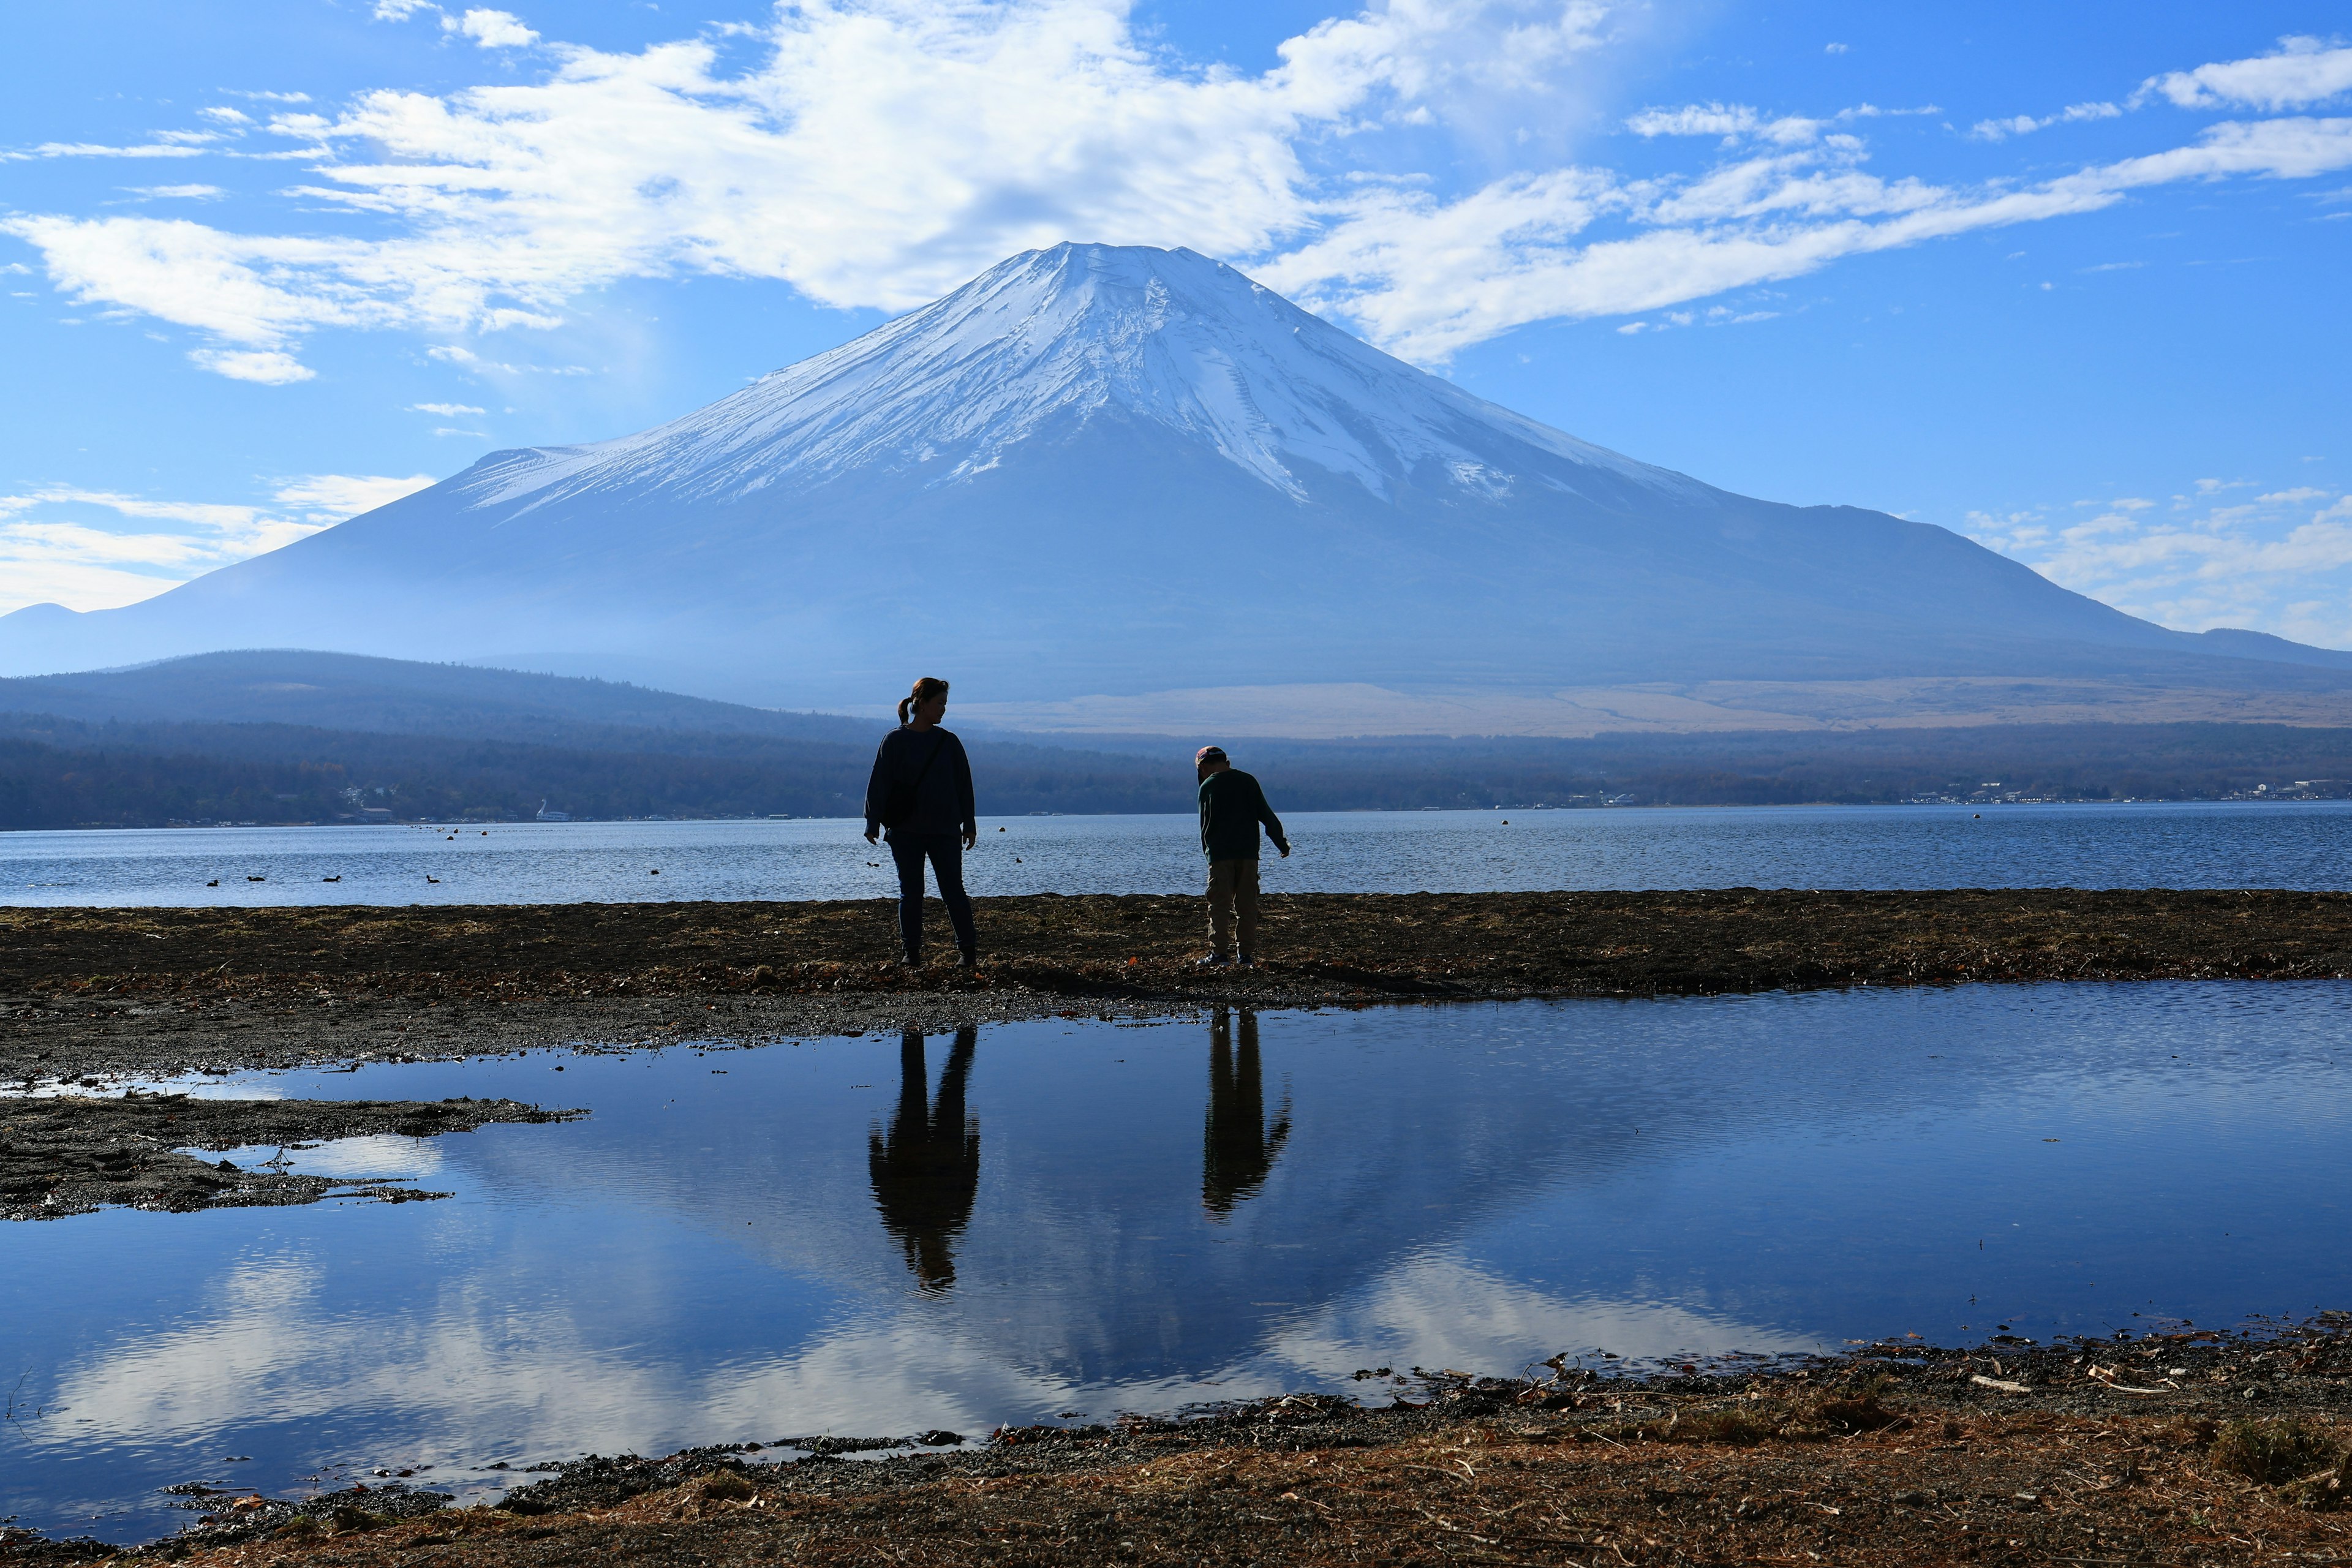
[650,868,660,875]
[1973,813,1981,819]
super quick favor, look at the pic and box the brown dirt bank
[27,1320,2352,1566]
[1,1093,581,1221]
[9,889,2352,1084]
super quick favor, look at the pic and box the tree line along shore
[12,710,2352,827]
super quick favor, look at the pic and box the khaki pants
[1206,859,1261,957]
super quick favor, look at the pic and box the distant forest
[6,710,2352,830]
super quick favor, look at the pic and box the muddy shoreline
[15,1319,2350,1565]
[0,1093,580,1220]
[10,888,2352,1087]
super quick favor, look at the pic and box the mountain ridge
[7,241,2350,731]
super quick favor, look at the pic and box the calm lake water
[7,800,2352,907]
[6,983,2351,1542]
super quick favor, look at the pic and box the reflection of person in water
[869,1025,981,1292]
[1204,1008,1290,1219]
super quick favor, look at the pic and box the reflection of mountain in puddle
[41,990,2256,1498]
[449,1005,1836,1387]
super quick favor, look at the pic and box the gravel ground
[10,888,2352,1086]
[14,1317,2348,1566]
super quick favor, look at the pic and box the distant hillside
[0,649,880,748]
[0,713,1182,828]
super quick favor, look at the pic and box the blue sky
[3,2,2348,645]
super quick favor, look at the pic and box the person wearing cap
[1194,745,1289,968]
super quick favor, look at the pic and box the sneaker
[956,951,978,970]
[1237,953,1257,969]
[1195,952,1234,968]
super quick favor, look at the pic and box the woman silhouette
[868,1026,982,1292]
[864,676,979,967]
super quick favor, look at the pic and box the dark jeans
[888,832,976,960]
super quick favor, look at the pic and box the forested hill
[7,710,2352,830]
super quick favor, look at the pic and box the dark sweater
[864,726,976,840]
[1199,768,1287,861]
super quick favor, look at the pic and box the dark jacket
[864,726,976,840]
[1199,768,1287,861]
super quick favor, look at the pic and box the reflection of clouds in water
[256,1133,446,1181]
[29,1253,706,1461]
[1266,1252,1820,1378]
[33,1227,1812,1468]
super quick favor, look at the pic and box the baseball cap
[1194,745,1227,764]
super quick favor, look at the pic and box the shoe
[956,951,978,970]
[1237,953,1257,969]
[1195,953,1233,968]
[899,954,921,970]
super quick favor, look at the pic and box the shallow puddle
[6,982,2351,1542]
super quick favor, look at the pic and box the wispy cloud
[409,401,486,416]
[1969,484,2352,648]
[0,475,437,614]
[1969,101,2121,141]
[4,5,2351,375]
[2137,35,2352,112]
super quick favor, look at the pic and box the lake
[5,982,2350,1542]
[7,799,2352,907]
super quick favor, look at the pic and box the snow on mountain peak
[469,243,1684,513]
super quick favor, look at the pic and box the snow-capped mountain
[6,243,2347,730]
[466,244,1690,512]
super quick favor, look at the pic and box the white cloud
[4,9,2352,376]
[199,107,255,126]
[2139,36,2352,112]
[1969,486,2352,647]
[1268,114,2352,358]
[409,401,486,415]
[1970,101,2120,141]
[188,347,317,383]
[1825,42,1848,56]
[5,141,209,161]
[270,473,438,518]
[447,8,538,48]
[0,474,435,613]
[124,184,225,200]
[1626,102,1758,138]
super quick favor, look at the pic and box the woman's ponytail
[900,676,949,726]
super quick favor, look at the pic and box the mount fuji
[8,242,2350,734]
